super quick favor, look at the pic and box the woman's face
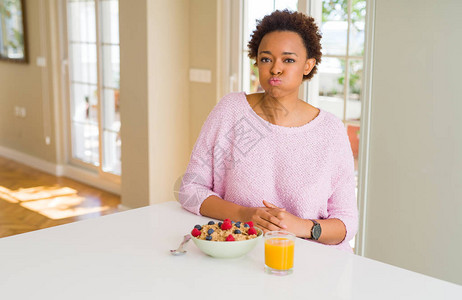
[257,31,315,99]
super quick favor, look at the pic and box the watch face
[312,224,322,240]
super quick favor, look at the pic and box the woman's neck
[257,92,299,124]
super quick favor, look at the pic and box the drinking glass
[264,231,295,275]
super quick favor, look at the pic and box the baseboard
[0,145,61,175]
[0,145,120,195]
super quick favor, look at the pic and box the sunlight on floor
[0,185,109,220]
[0,186,19,203]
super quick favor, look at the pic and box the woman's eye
[260,57,271,63]
[285,58,295,63]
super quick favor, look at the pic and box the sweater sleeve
[327,126,359,244]
[178,100,225,215]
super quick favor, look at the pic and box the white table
[1,201,461,299]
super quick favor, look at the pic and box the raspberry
[224,218,231,222]
[248,227,257,235]
[226,234,235,241]
[191,228,201,237]
[221,221,232,230]
[245,221,254,228]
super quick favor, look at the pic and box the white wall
[0,0,58,163]
[146,0,190,206]
[189,0,220,151]
[364,0,462,285]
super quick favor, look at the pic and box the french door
[64,0,121,179]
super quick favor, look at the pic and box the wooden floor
[0,156,120,239]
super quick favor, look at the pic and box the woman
[179,10,358,252]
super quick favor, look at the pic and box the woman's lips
[269,77,282,86]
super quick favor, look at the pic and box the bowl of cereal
[190,219,263,258]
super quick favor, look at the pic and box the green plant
[322,0,366,31]
[338,71,361,95]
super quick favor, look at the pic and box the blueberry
[244,223,250,228]
[231,221,235,224]
[206,235,212,241]
[218,222,223,228]
[207,228,214,235]
[208,221,215,225]
[194,225,202,230]
[235,222,241,228]
[234,229,241,234]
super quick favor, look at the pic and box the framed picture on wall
[0,0,28,63]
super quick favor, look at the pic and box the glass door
[65,0,121,177]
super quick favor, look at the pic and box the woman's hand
[239,205,288,233]
[262,200,311,238]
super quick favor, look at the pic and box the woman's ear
[304,58,316,75]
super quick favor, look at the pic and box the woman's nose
[270,61,282,75]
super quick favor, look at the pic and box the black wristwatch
[310,219,322,240]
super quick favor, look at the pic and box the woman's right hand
[240,205,287,233]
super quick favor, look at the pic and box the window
[230,0,368,250]
[317,0,366,179]
[65,0,121,176]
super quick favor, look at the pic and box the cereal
[192,220,258,242]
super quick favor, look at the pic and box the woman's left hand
[263,200,310,238]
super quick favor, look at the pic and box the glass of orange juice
[264,231,295,275]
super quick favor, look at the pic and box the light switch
[36,56,47,67]
[189,68,212,83]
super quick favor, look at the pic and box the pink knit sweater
[179,92,358,252]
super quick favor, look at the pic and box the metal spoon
[170,234,191,256]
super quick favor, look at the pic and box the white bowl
[191,228,263,258]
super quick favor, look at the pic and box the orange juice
[265,237,294,270]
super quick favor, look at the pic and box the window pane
[72,122,99,166]
[321,0,348,55]
[349,0,366,56]
[100,0,120,176]
[102,88,120,132]
[346,59,363,121]
[102,130,121,175]
[70,83,98,125]
[102,45,120,89]
[275,0,298,11]
[70,43,97,84]
[245,0,275,46]
[101,0,119,44]
[346,123,360,168]
[68,0,96,43]
[318,57,345,120]
[249,58,263,93]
